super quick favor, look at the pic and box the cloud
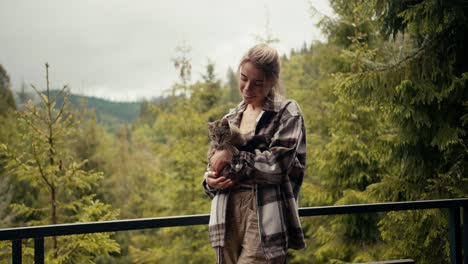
[0,0,332,101]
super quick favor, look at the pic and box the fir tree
[0,64,119,263]
[0,64,16,115]
[327,0,468,262]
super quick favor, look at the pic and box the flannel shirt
[202,96,306,262]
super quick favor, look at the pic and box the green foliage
[50,90,142,133]
[221,67,241,104]
[378,209,448,263]
[129,227,214,264]
[293,0,468,263]
[0,64,16,115]
[0,64,118,263]
[116,55,233,263]
[311,0,468,263]
[3,1,468,262]
[172,42,192,87]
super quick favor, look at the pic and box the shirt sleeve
[228,112,305,185]
[202,164,218,199]
[202,178,218,199]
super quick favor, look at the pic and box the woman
[203,44,306,264]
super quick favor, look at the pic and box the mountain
[50,90,143,131]
[15,88,167,133]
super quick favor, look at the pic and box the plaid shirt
[203,96,306,262]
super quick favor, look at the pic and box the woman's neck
[246,103,263,112]
[246,98,266,111]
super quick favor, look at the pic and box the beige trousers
[222,189,286,264]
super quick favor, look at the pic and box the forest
[1,0,467,263]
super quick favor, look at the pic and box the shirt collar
[236,95,283,113]
[262,96,283,112]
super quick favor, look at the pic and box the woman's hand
[204,170,234,190]
[210,149,233,173]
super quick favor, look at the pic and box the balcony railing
[1,198,467,264]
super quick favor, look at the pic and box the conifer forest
[1,1,467,263]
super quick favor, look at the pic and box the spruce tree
[0,64,119,263]
[0,64,16,115]
[329,1,468,262]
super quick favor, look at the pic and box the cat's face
[208,118,231,143]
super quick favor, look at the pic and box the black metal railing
[1,198,467,264]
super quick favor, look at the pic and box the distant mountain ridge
[49,90,142,126]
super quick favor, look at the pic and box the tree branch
[31,143,53,190]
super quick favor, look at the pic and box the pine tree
[323,1,468,262]
[0,64,119,263]
[0,64,16,115]
[288,1,390,262]
[255,6,280,45]
[17,80,35,108]
[125,54,231,263]
[197,59,223,111]
[172,42,192,98]
[222,67,241,104]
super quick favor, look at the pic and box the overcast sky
[0,0,333,101]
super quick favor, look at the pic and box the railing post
[34,237,44,264]
[449,207,462,264]
[12,239,22,264]
[463,206,467,264]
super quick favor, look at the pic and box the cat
[207,118,247,179]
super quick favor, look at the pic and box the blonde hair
[238,44,282,97]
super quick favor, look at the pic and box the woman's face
[239,62,271,108]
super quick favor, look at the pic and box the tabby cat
[207,118,246,178]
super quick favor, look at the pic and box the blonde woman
[203,44,306,264]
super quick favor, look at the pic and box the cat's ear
[207,121,214,128]
[221,118,229,126]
